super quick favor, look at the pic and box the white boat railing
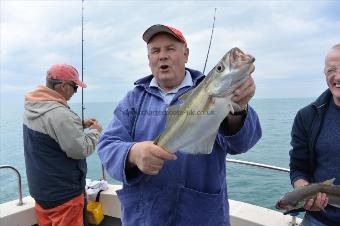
[226,158,290,172]
[0,165,23,206]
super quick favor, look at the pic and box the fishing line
[81,0,85,129]
[203,8,217,75]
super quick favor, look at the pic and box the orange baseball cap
[47,64,87,88]
[143,24,187,45]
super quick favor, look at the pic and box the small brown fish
[276,178,340,214]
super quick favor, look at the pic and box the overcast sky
[1,0,340,105]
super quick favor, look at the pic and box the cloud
[1,0,340,103]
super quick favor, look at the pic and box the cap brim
[143,25,177,43]
[74,79,87,88]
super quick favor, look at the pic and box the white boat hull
[0,184,301,226]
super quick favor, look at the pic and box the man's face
[62,81,77,101]
[147,33,189,91]
[325,49,340,106]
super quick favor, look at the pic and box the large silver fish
[154,47,255,154]
[276,178,340,214]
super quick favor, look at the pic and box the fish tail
[321,178,336,186]
[316,203,326,213]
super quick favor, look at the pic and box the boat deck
[90,217,121,226]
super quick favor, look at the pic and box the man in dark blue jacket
[289,44,340,226]
[98,24,262,226]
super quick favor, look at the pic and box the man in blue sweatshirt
[97,24,262,226]
[289,44,340,226]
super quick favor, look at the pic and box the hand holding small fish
[128,141,177,175]
[304,192,329,211]
[276,179,336,215]
[83,118,97,128]
[84,118,102,132]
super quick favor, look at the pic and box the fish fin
[228,102,246,115]
[179,130,218,154]
[202,96,215,112]
[322,178,336,186]
[231,102,243,112]
[154,134,161,145]
[315,204,326,213]
[229,103,235,114]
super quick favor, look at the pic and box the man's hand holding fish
[228,73,256,134]
[294,179,329,212]
[127,141,177,175]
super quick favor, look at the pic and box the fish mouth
[230,47,255,67]
[275,201,284,210]
[275,202,291,215]
[275,202,303,215]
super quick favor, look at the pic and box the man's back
[23,64,103,226]
[23,87,86,207]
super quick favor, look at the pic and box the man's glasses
[324,67,340,77]
[64,82,78,93]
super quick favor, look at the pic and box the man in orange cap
[23,64,103,226]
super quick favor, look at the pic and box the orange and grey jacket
[23,85,101,208]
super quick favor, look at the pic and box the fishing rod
[81,0,85,128]
[203,8,217,75]
[80,0,106,180]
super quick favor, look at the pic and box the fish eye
[216,64,225,73]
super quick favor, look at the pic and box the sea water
[0,98,313,213]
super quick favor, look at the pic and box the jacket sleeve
[97,93,143,185]
[48,107,101,159]
[289,109,311,185]
[216,105,262,155]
